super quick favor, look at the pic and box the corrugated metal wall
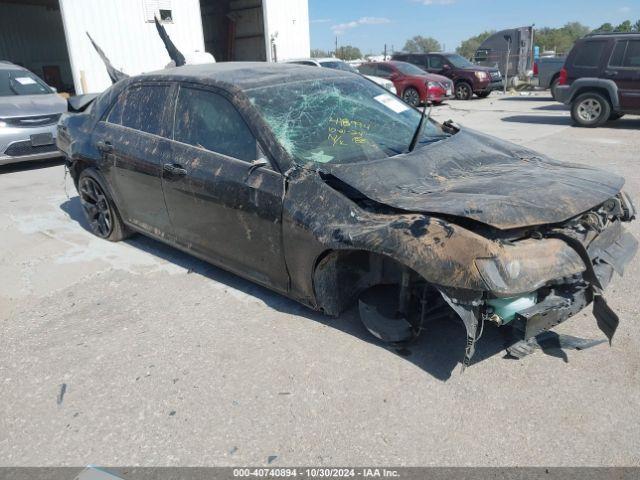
[59,0,206,93]
[264,0,309,61]
[0,2,74,91]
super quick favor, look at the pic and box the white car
[284,58,397,95]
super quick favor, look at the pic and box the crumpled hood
[323,128,624,230]
[0,94,67,118]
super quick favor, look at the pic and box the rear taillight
[533,62,538,76]
[559,67,568,85]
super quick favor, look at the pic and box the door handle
[604,70,618,76]
[96,140,113,153]
[163,163,187,176]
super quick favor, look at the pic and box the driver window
[173,86,258,161]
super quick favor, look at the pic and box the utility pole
[335,36,338,57]
[383,43,387,60]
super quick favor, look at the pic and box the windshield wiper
[408,104,432,152]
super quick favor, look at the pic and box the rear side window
[623,40,640,67]
[376,65,394,78]
[107,84,170,136]
[428,56,444,69]
[609,41,627,67]
[572,41,606,68]
[357,64,376,76]
[173,87,257,161]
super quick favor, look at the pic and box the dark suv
[556,32,640,127]
[392,52,503,100]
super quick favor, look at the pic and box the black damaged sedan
[58,63,637,366]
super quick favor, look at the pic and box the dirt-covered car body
[58,63,637,367]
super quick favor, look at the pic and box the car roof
[0,61,27,71]
[140,62,352,91]
[583,32,640,40]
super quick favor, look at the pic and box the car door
[162,84,288,290]
[427,54,452,80]
[92,82,175,235]
[606,39,640,111]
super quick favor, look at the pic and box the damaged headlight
[474,239,586,296]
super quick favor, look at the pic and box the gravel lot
[1,91,639,466]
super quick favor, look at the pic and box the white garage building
[0,0,310,94]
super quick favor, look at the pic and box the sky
[308,0,640,55]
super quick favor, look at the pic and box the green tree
[595,22,614,32]
[535,22,591,55]
[616,20,633,32]
[402,36,441,53]
[311,48,329,58]
[456,30,495,59]
[335,45,362,61]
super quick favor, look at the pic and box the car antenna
[408,102,432,152]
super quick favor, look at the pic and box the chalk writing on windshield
[328,116,372,148]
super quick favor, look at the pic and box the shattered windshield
[247,77,446,165]
[0,70,52,96]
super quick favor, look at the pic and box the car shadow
[501,115,572,125]
[60,196,588,382]
[534,104,569,111]
[0,157,65,174]
[502,115,640,128]
[499,95,553,102]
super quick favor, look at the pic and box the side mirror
[442,64,451,70]
[389,72,399,80]
[49,85,58,92]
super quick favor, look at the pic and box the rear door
[567,39,608,83]
[606,39,640,111]
[162,84,288,290]
[93,82,175,235]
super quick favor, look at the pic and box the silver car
[0,62,66,165]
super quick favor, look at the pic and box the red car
[358,60,454,107]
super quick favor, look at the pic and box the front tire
[455,82,473,100]
[402,87,421,107]
[609,112,625,121]
[571,92,611,128]
[78,169,131,241]
[476,91,491,99]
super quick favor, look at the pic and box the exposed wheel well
[571,87,612,106]
[312,249,420,317]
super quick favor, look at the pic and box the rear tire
[402,87,421,107]
[78,169,131,242]
[476,91,491,99]
[571,92,611,128]
[455,82,473,100]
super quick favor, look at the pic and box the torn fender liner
[549,230,627,343]
[358,285,414,343]
[438,290,480,369]
[593,296,619,346]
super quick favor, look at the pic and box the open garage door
[0,0,74,94]
[200,0,268,62]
